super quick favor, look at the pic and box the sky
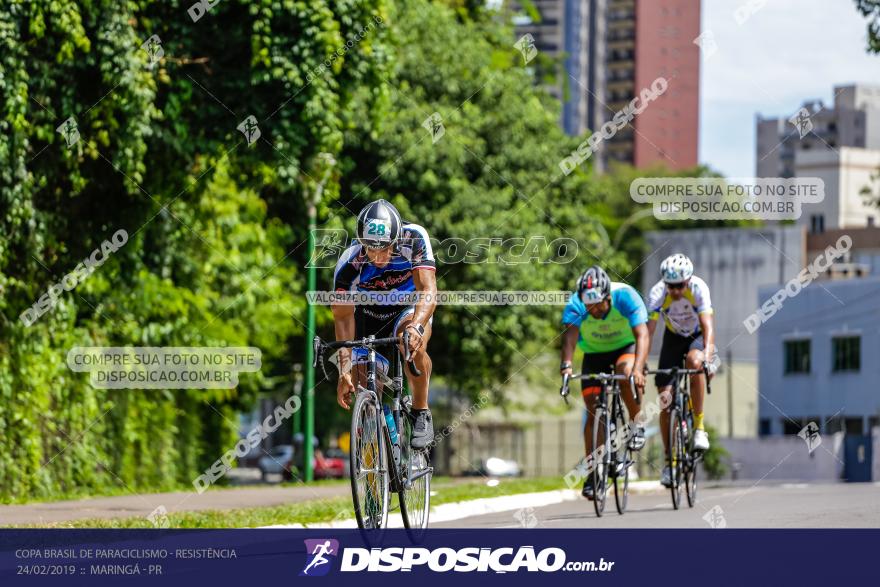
[699,0,880,177]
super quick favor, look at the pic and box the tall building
[756,84,880,179]
[631,1,700,170]
[756,84,880,232]
[512,1,606,137]
[795,147,880,232]
[511,0,700,172]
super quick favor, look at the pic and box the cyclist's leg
[393,308,433,409]
[582,385,601,457]
[685,336,706,430]
[350,349,390,392]
[654,330,690,454]
[579,351,609,458]
[350,307,395,393]
[613,344,640,423]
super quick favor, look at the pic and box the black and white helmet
[356,199,402,249]
[576,266,611,305]
[660,253,694,284]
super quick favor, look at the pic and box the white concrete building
[795,147,880,232]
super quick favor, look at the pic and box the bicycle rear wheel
[613,411,631,515]
[350,392,390,529]
[668,408,683,510]
[591,407,609,517]
[398,409,431,540]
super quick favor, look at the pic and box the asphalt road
[433,482,880,528]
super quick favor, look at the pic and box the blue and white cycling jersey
[333,223,436,305]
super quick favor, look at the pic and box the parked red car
[314,448,347,479]
[279,448,347,481]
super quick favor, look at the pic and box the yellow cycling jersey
[646,275,713,337]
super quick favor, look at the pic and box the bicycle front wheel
[613,411,631,515]
[685,412,698,508]
[350,392,390,530]
[668,408,684,510]
[591,407,610,517]
[398,410,431,540]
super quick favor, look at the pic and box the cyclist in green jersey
[560,266,649,500]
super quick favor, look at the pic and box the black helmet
[576,266,611,305]
[356,199,402,249]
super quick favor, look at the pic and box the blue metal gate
[844,435,872,482]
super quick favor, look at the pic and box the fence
[431,414,666,480]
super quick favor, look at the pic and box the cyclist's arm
[632,322,650,377]
[331,303,355,376]
[560,324,578,374]
[646,318,658,355]
[699,311,715,364]
[411,268,437,329]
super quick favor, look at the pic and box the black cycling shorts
[352,306,432,374]
[654,329,704,387]
[580,343,635,395]
[355,305,410,340]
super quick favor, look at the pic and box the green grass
[26,476,568,529]
[0,476,352,506]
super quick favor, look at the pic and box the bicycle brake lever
[312,336,321,368]
[630,373,640,405]
[560,373,570,404]
[702,361,712,395]
[403,331,422,378]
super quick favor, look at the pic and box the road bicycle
[314,332,432,537]
[560,371,637,517]
[647,363,711,510]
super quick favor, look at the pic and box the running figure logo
[300,539,339,576]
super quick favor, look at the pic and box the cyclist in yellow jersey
[646,254,717,488]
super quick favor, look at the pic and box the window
[810,214,825,234]
[759,419,772,436]
[826,417,844,434]
[868,216,875,227]
[832,336,860,372]
[783,419,803,435]
[845,417,864,435]
[784,340,810,374]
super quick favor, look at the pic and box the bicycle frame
[314,334,431,491]
[560,372,636,516]
[650,363,712,414]
[648,362,712,509]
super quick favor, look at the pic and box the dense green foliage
[0,0,389,501]
[1,0,709,501]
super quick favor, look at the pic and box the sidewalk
[0,482,350,527]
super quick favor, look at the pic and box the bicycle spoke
[399,410,431,534]
[351,396,388,530]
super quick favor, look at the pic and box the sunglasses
[364,243,394,252]
[667,282,686,290]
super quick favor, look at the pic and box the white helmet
[660,253,693,284]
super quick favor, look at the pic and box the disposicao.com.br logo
[335,546,614,573]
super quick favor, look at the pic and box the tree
[318,0,596,403]
[0,0,390,500]
[854,0,880,53]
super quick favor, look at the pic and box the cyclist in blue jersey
[332,200,437,448]
[560,266,649,499]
